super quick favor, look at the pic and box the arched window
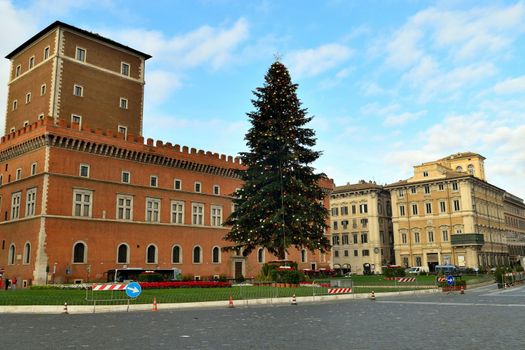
[467,164,475,175]
[73,242,87,263]
[117,243,129,264]
[455,166,463,172]
[193,246,202,264]
[257,248,264,263]
[146,244,157,264]
[8,244,15,265]
[172,245,182,264]
[23,242,31,264]
[212,246,220,264]
[301,249,307,263]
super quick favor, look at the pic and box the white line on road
[377,300,525,308]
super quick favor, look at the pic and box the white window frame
[73,84,84,97]
[71,114,82,128]
[15,168,22,180]
[121,62,130,76]
[29,56,35,69]
[213,185,220,195]
[211,205,222,227]
[414,232,420,244]
[73,189,93,217]
[174,179,182,190]
[212,246,221,264]
[145,197,161,223]
[72,241,87,264]
[11,191,22,220]
[428,231,434,243]
[38,114,45,120]
[118,125,128,138]
[452,182,459,191]
[12,100,17,110]
[8,244,16,265]
[257,248,265,263]
[76,47,86,62]
[453,199,461,212]
[439,201,446,213]
[121,171,130,184]
[10,127,15,133]
[194,182,201,193]
[23,242,31,264]
[192,245,202,264]
[192,203,204,225]
[116,243,130,264]
[79,163,90,177]
[40,84,46,96]
[26,188,37,217]
[301,249,307,263]
[43,46,50,60]
[15,65,21,77]
[119,97,128,109]
[399,205,406,216]
[171,200,184,224]
[23,121,29,127]
[146,244,158,264]
[116,194,133,221]
[442,230,449,242]
[150,175,158,187]
[425,202,432,214]
[172,245,182,264]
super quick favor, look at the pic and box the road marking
[377,300,525,308]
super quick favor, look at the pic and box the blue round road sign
[126,282,142,298]
[446,275,455,285]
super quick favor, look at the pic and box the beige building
[329,181,394,274]
[386,152,510,271]
[503,193,525,266]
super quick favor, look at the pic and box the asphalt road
[1,283,525,349]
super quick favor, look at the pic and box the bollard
[370,291,376,301]
[228,293,234,308]
[63,302,69,314]
[291,294,297,305]
[460,286,465,294]
[152,296,158,312]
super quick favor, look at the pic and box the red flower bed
[139,281,231,289]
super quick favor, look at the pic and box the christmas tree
[224,60,330,260]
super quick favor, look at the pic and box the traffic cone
[370,291,376,301]
[228,293,234,308]
[152,296,158,312]
[291,294,297,306]
[63,302,68,314]
[460,286,464,295]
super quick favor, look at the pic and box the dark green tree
[223,61,330,259]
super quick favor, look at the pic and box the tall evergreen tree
[224,61,330,259]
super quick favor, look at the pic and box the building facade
[503,193,525,266]
[329,181,394,274]
[387,152,510,271]
[0,22,331,287]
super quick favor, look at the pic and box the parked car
[407,267,427,275]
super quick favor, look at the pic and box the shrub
[181,274,195,281]
[438,279,466,288]
[272,269,303,284]
[383,266,406,277]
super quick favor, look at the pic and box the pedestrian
[5,278,10,290]
[12,277,17,290]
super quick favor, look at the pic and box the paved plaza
[1,283,525,349]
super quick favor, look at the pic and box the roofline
[6,20,152,60]
[385,175,507,193]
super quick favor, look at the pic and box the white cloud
[284,43,353,78]
[493,76,525,94]
[383,111,425,127]
[144,70,182,105]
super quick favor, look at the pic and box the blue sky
[1,0,524,198]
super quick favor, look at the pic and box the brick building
[0,22,331,286]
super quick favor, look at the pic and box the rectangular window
[15,65,21,77]
[333,221,338,230]
[12,100,17,110]
[211,205,222,226]
[194,182,201,193]
[40,84,46,96]
[362,249,370,256]
[399,205,405,216]
[29,56,35,69]
[360,203,368,214]
[442,230,449,242]
[26,188,37,217]
[342,234,349,245]
[71,114,82,128]
[11,192,22,219]
[121,171,130,184]
[353,233,358,244]
[44,46,50,60]
[150,176,158,187]
[118,125,128,138]
[334,250,339,258]
[119,98,128,109]
[414,232,420,243]
[171,200,184,224]
[423,171,429,177]
[116,195,133,221]
[353,250,359,257]
[402,233,407,244]
[425,202,432,214]
[213,185,220,195]
[398,189,404,198]
[73,84,83,97]
[331,207,339,216]
[424,185,430,194]
[174,179,182,190]
[15,168,22,180]
[439,201,446,213]
[452,182,458,191]
[79,164,90,177]
[410,187,417,194]
[428,231,434,243]
[361,233,368,244]
[26,92,31,104]
[351,205,356,214]
[344,250,349,257]
[76,47,86,62]
[73,190,92,217]
[341,206,348,215]
[412,203,418,215]
[360,218,368,227]
[453,199,461,211]
[121,62,130,76]
[438,183,444,191]
[192,203,204,225]
[145,198,160,222]
[332,235,340,245]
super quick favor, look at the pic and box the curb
[0,288,441,314]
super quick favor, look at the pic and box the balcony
[451,233,484,247]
